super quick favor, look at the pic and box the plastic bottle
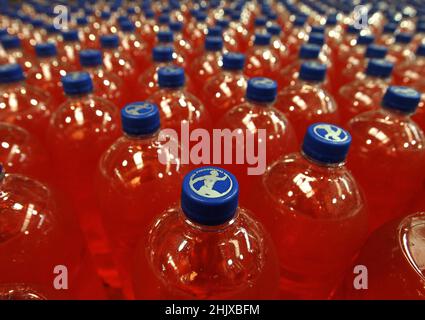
[387,32,415,65]
[0,35,37,72]
[347,86,425,231]
[251,123,367,299]
[0,63,53,144]
[218,77,298,203]
[60,29,82,67]
[79,49,124,108]
[136,46,176,100]
[393,44,425,87]
[188,36,223,93]
[337,59,394,124]
[340,212,425,299]
[156,30,187,69]
[276,61,339,141]
[96,102,186,299]
[118,18,149,71]
[202,53,248,124]
[0,165,106,299]
[133,166,280,299]
[26,42,68,107]
[47,72,121,288]
[147,66,210,134]
[245,33,279,79]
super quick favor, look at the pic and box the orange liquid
[275,79,340,141]
[133,208,280,299]
[0,173,106,299]
[250,153,368,299]
[96,133,186,298]
[339,212,425,299]
[47,93,121,288]
[347,109,425,232]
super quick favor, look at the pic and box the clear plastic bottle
[133,166,280,299]
[347,86,425,231]
[340,212,425,299]
[252,123,367,299]
[337,59,393,124]
[0,35,37,72]
[276,61,339,141]
[47,72,121,288]
[245,33,279,79]
[0,63,53,144]
[26,42,68,107]
[79,49,124,108]
[202,53,248,124]
[97,102,186,299]
[148,65,211,134]
[0,165,106,299]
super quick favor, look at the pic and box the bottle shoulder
[262,153,365,219]
[142,207,274,297]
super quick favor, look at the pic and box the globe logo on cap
[313,124,349,143]
[392,86,418,97]
[124,102,155,116]
[251,77,274,88]
[189,168,233,199]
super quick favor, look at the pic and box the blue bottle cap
[152,46,174,62]
[157,30,174,43]
[382,86,421,113]
[62,29,79,42]
[0,35,21,49]
[356,34,375,45]
[230,10,241,21]
[383,23,397,34]
[158,65,185,88]
[365,44,387,58]
[416,44,425,57]
[169,21,183,32]
[119,19,135,32]
[365,59,393,78]
[293,15,307,27]
[0,63,25,83]
[326,14,337,26]
[417,23,425,33]
[35,42,57,57]
[246,77,277,103]
[181,166,239,226]
[208,26,222,37]
[254,32,271,46]
[44,23,58,34]
[222,52,245,70]
[308,32,325,46]
[144,10,154,19]
[311,25,325,33]
[100,34,119,48]
[205,36,223,51]
[100,10,111,20]
[127,7,136,15]
[299,44,321,59]
[299,61,327,82]
[302,123,351,164]
[61,72,93,95]
[0,28,8,37]
[395,32,413,44]
[79,49,103,67]
[158,14,170,24]
[196,11,207,22]
[266,24,281,36]
[216,19,230,29]
[121,102,160,136]
[346,25,360,34]
[76,16,88,26]
[254,16,267,26]
[31,18,44,28]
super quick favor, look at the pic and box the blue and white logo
[189,168,233,199]
[251,77,275,88]
[125,103,155,116]
[313,124,349,143]
[392,86,418,97]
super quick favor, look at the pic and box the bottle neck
[381,106,414,117]
[124,129,160,140]
[246,98,274,108]
[181,209,238,233]
[301,151,346,168]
